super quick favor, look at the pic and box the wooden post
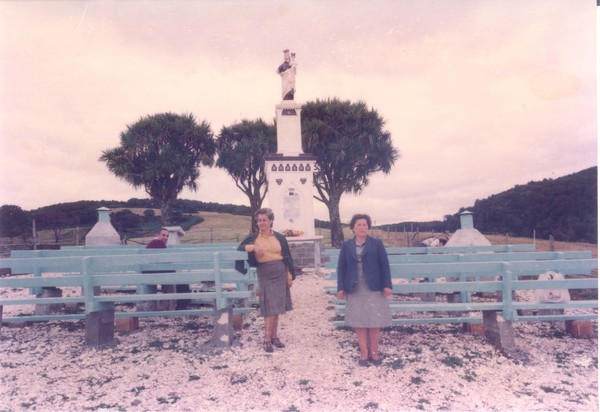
[85,304,116,347]
[213,305,234,347]
[483,311,516,352]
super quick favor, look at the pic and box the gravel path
[0,271,597,411]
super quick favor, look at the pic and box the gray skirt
[256,260,293,317]
[345,263,391,328]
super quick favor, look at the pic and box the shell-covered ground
[0,271,597,411]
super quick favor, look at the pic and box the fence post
[83,257,116,347]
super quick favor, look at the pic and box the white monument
[85,207,121,246]
[266,50,322,269]
[267,50,317,237]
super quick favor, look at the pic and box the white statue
[277,49,297,100]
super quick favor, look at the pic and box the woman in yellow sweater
[236,208,295,352]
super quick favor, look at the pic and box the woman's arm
[377,240,393,290]
[337,243,347,295]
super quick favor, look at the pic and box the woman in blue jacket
[337,214,392,366]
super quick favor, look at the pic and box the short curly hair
[349,214,372,229]
[254,208,274,222]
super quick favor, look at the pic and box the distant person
[337,214,392,366]
[145,227,191,310]
[146,227,169,249]
[277,49,297,100]
[236,208,294,353]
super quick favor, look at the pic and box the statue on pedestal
[277,49,297,101]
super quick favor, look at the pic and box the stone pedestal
[265,99,317,239]
[265,155,317,237]
[287,236,324,271]
[165,226,185,245]
[275,101,302,156]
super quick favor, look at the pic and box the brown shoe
[263,341,273,353]
[271,337,285,348]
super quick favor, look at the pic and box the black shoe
[271,337,285,348]
[263,341,273,353]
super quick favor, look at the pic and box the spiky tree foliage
[215,119,276,232]
[100,113,216,225]
[302,98,399,247]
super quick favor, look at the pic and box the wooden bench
[323,247,592,283]
[10,242,238,257]
[9,244,239,295]
[322,243,538,269]
[0,250,256,347]
[330,254,597,351]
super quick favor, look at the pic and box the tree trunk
[52,228,62,243]
[249,197,261,233]
[328,194,344,248]
[160,201,172,226]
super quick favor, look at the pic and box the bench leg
[419,278,436,302]
[158,284,176,311]
[34,287,64,316]
[232,283,254,332]
[565,320,593,338]
[483,311,516,352]
[136,284,157,312]
[85,307,116,347]
[213,305,234,347]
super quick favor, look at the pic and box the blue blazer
[337,236,392,293]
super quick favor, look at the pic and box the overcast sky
[0,1,596,225]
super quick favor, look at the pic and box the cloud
[0,0,595,227]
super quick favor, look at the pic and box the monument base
[286,236,324,271]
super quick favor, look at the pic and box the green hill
[380,167,597,243]
[1,167,597,245]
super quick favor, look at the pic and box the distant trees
[469,167,597,242]
[215,119,276,232]
[110,209,142,235]
[32,201,103,243]
[100,113,216,226]
[302,98,399,247]
[0,205,31,240]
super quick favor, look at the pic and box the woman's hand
[287,272,293,288]
[383,288,392,299]
[337,290,346,300]
[253,244,264,258]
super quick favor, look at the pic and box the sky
[0,0,597,226]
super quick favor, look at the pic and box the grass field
[1,210,596,258]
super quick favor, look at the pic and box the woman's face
[256,214,272,232]
[352,219,369,237]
